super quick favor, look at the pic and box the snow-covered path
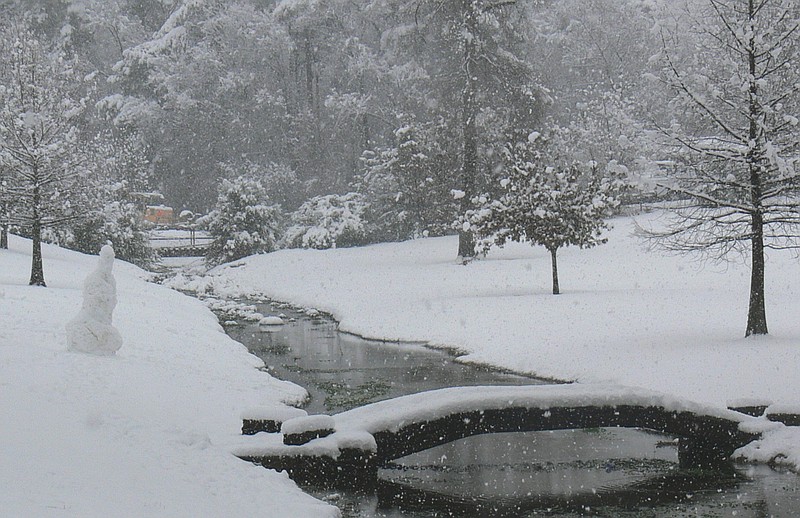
[0,237,339,517]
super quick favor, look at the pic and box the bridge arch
[369,404,750,468]
[240,384,761,487]
[332,385,758,469]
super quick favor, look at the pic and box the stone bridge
[235,384,762,487]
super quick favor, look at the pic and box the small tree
[643,0,800,336]
[203,176,281,265]
[0,25,90,286]
[474,134,625,294]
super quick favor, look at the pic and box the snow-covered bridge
[236,384,762,487]
[149,228,212,257]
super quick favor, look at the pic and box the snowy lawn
[0,236,339,517]
[172,211,800,410]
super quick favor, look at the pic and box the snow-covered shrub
[203,177,282,265]
[284,193,367,250]
[69,200,155,267]
[218,160,306,211]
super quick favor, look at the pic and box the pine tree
[66,132,155,266]
[360,122,456,241]
[385,0,543,260]
[0,24,91,286]
[102,0,296,211]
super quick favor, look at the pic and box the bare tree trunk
[457,0,478,261]
[303,34,315,110]
[550,247,560,295]
[0,200,7,249]
[744,0,766,336]
[746,213,767,336]
[30,221,46,287]
[29,180,46,287]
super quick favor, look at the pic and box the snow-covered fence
[149,228,213,257]
[235,384,765,488]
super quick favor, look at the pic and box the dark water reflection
[227,304,800,517]
[227,305,539,414]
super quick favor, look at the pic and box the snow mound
[66,245,123,356]
[241,405,308,422]
[282,415,336,436]
[1,235,336,517]
[259,315,285,326]
[734,425,800,471]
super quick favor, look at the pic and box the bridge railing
[149,228,213,256]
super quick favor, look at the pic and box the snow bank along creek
[218,299,800,518]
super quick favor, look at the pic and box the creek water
[226,303,800,517]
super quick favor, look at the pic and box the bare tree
[643,0,800,336]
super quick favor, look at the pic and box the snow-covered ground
[0,236,339,517]
[171,211,800,409]
[169,211,800,466]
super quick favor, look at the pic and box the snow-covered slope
[175,211,800,410]
[0,236,338,517]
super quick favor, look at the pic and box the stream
[225,302,800,517]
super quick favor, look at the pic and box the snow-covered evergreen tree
[374,0,543,259]
[284,193,367,250]
[67,132,155,266]
[217,160,305,212]
[103,0,297,210]
[473,131,626,294]
[359,123,456,241]
[203,176,281,265]
[431,0,542,260]
[0,23,91,286]
[70,200,154,266]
